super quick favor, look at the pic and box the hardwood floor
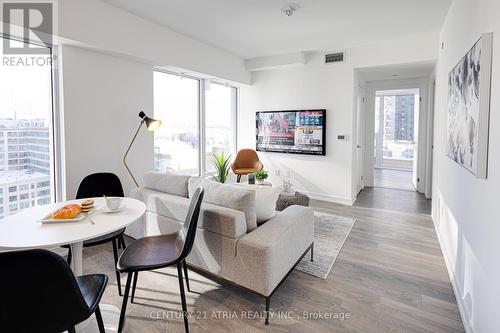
[373,168,415,192]
[354,186,431,214]
[83,188,464,332]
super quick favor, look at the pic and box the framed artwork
[447,32,493,178]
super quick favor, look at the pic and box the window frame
[153,69,238,176]
[0,33,63,206]
[202,80,238,175]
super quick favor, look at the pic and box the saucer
[103,205,126,213]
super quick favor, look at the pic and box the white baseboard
[301,190,355,206]
[431,212,473,333]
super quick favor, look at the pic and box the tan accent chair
[231,149,264,182]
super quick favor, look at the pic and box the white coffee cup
[106,197,123,211]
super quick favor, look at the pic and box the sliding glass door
[0,37,57,218]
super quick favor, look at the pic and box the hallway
[355,186,431,215]
[374,168,415,192]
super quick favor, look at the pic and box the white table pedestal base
[69,241,83,276]
[73,304,120,333]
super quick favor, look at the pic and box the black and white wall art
[447,32,493,178]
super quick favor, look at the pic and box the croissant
[52,204,82,219]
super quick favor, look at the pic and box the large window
[154,71,200,174]
[0,37,57,218]
[154,71,237,176]
[205,83,237,171]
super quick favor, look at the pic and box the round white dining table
[0,197,146,332]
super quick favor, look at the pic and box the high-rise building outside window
[0,37,57,218]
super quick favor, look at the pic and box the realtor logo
[2,2,53,54]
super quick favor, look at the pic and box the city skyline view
[375,92,418,169]
[0,37,53,218]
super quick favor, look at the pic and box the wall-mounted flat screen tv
[256,110,326,156]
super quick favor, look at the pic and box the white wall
[54,0,253,198]
[60,45,154,198]
[432,0,500,332]
[239,33,439,204]
[57,0,250,85]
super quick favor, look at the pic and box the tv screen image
[256,110,326,155]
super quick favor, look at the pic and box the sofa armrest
[235,205,314,295]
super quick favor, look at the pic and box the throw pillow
[188,177,257,232]
[143,171,190,198]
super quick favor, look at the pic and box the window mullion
[232,87,238,154]
[199,79,206,176]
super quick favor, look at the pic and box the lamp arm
[123,121,144,187]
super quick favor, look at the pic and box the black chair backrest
[0,249,91,333]
[76,172,125,199]
[178,187,204,261]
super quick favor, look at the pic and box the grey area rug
[295,211,356,279]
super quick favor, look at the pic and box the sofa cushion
[198,202,247,239]
[131,188,190,221]
[189,177,257,232]
[143,171,190,198]
[254,186,281,225]
[232,184,281,225]
[130,187,247,239]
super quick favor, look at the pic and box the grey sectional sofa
[129,171,315,324]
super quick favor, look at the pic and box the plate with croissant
[40,200,95,223]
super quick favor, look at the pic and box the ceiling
[101,0,452,59]
[357,61,436,81]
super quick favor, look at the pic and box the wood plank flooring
[373,168,415,192]
[83,187,464,332]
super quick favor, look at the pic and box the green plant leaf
[211,152,232,183]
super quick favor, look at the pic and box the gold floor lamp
[123,111,161,187]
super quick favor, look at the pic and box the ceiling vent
[325,52,345,64]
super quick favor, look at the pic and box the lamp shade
[138,111,161,131]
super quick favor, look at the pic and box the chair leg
[310,243,314,262]
[265,296,270,325]
[183,260,191,292]
[120,235,127,249]
[67,247,72,265]
[176,262,189,333]
[67,326,76,333]
[118,272,133,333]
[112,239,123,296]
[237,174,241,183]
[131,271,138,303]
[95,305,105,333]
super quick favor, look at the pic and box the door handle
[357,145,362,148]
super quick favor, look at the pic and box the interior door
[356,87,365,193]
[412,90,420,190]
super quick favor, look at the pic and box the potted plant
[254,170,268,184]
[211,152,232,183]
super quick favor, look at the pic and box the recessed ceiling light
[281,3,300,17]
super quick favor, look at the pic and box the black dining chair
[63,172,127,296]
[0,249,108,333]
[116,187,205,333]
